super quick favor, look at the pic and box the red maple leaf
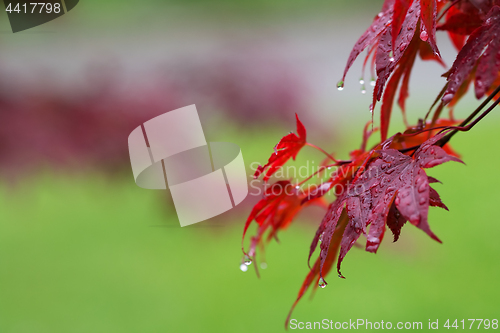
[443,6,500,102]
[437,3,484,50]
[253,114,307,182]
[308,132,463,282]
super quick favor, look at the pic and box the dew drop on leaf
[244,255,252,265]
[420,30,428,42]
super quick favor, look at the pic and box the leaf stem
[296,164,336,187]
[306,142,339,163]
[438,84,500,146]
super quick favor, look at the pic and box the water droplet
[327,167,331,170]
[420,30,428,42]
[260,262,268,269]
[319,232,324,243]
[244,255,252,265]
[240,263,248,272]
[369,103,374,114]
[295,185,300,190]
[418,183,428,193]
[389,57,395,62]
[370,79,376,86]
[359,78,365,85]
[337,80,344,91]
[442,93,453,104]
[361,85,366,94]
[318,277,327,288]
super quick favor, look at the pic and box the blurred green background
[0,1,499,332]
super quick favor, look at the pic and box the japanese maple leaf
[253,114,306,182]
[443,6,500,102]
[437,3,484,50]
[242,181,325,260]
[285,210,349,328]
[308,132,463,281]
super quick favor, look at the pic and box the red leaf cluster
[242,0,500,326]
[341,0,446,141]
[242,181,326,263]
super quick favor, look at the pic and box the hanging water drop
[318,278,327,288]
[244,255,252,265]
[442,93,454,104]
[370,79,376,86]
[240,263,248,272]
[295,185,300,190]
[337,80,344,91]
[361,85,366,94]
[359,78,365,85]
[260,262,268,269]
